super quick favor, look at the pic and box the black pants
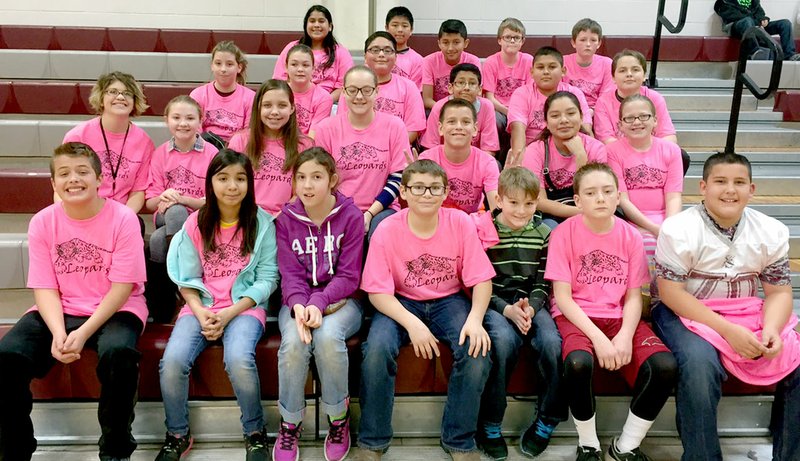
[0,311,142,460]
[564,350,677,421]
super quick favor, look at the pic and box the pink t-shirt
[63,117,154,204]
[337,74,426,134]
[27,200,147,326]
[563,53,614,108]
[313,111,410,211]
[422,51,482,102]
[228,133,313,215]
[482,51,534,107]
[419,145,500,214]
[361,207,496,300]
[273,41,354,93]
[393,47,425,90]
[146,138,218,203]
[607,137,683,222]
[420,97,500,152]
[545,215,650,318]
[292,83,334,135]
[593,86,676,143]
[507,81,592,145]
[190,82,255,142]
[178,212,265,324]
[521,132,608,189]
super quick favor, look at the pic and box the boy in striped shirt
[475,167,567,459]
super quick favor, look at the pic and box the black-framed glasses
[367,46,396,56]
[501,35,524,43]
[105,88,134,99]
[404,184,446,196]
[343,86,376,97]
[621,114,653,124]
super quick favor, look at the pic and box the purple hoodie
[276,191,365,313]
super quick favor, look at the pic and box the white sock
[616,410,654,453]
[573,414,600,450]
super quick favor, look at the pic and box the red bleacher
[4,25,799,62]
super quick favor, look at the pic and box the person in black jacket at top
[714,0,800,60]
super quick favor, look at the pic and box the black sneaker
[519,418,556,458]
[154,432,193,461]
[245,430,271,461]
[606,437,653,461]
[575,445,602,461]
[476,431,508,460]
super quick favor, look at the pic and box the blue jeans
[277,299,362,424]
[480,308,567,426]
[367,208,396,242]
[159,314,265,436]
[730,17,796,59]
[358,293,492,452]
[652,303,800,461]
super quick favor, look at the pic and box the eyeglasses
[404,184,446,196]
[452,81,480,89]
[343,86,376,97]
[621,114,653,124]
[367,46,396,56]
[501,35,524,43]
[105,88,134,99]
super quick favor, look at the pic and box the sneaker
[605,437,653,461]
[324,414,351,461]
[519,418,557,458]
[476,431,508,460]
[154,432,193,461]
[272,421,301,461]
[788,53,800,61]
[575,445,602,461]
[245,430,271,461]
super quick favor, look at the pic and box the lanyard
[99,120,130,196]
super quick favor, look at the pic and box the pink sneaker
[272,420,301,461]
[324,414,351,461]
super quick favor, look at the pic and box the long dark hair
[299,5,338,70]
[536,91,587,142]
[198,149,258,257]
[246,79,306,173]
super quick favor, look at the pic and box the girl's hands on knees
[293,304,313,344]
[592,335,620,370]
[610,333,633,367]
[761,327,784,359]
[408,317,440,360]
[161,188,182,204]
[303,305,322,329]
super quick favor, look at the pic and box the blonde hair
[498,167,540,200]
[88,71,148,117]
[212,40,248,85]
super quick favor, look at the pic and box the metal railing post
[724,26,783,154]
[648,0,688,88]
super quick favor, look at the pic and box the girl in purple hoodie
[274,147,365,461]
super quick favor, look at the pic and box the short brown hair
[573,162,618,194]
[50,142,102,178]
[498,167,539,200]
[163,95,202,118]
[88,71,148,117]
[571,18,603,40]
[612,49,647,74]
[402,159,448,186]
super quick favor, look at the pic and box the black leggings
[564,350,677,421]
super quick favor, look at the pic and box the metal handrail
[724,26,783,154]
[648,0,689,88]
